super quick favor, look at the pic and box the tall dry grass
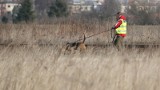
[0,46,160,90]
[0,23,160,90]
[0,23,160,45]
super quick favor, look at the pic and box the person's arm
[112,19,122,29]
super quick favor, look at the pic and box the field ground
[0,24,160,90]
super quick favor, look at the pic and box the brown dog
[64,33,86,54]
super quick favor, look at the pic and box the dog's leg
[74,43,79,50]
[64,44,71,55]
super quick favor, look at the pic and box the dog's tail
[82,33,86,43]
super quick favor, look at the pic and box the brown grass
[0,23,160,90]
[0,23,160,45]
[0,46,160,90]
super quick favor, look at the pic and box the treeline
[2,0,71,24]
[127,2,160,25]
[1,0,160,25]
[1,0,118,23]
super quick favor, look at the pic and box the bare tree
[127,2,157,25]
[35,0,52,11]
[99,0,121,19]
[35,0,52,18]
[156,4,160,24]
[79,0,121,21]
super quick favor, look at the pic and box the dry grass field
[0,23,160,90]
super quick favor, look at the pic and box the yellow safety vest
[116,19,127,34]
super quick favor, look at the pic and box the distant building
[68,0,104,14]
[120,0,160,13]
[0,1,20,16]
[68,3,92,14]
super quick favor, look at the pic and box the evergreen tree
[16,0,35,23]
[12,6,20,23]
[47,0,69,18]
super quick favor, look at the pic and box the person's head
[116,12,122,20]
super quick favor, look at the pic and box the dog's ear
[82,33,86,43]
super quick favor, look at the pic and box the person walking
[111,12,127,51]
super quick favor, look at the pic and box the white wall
[5,3,19,14]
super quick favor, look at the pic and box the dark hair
[117,12,121,15]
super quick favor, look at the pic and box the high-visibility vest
[116,19,127,34]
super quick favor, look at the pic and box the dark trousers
[113,35,124,51]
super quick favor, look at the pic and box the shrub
[1,16,8,24]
